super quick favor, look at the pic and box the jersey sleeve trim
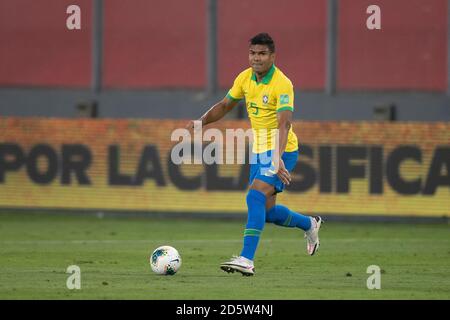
[277,106,294,112]
[226,92,242,101]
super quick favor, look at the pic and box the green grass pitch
[0,212,448,299]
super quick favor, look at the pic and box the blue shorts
[249,150,299,194]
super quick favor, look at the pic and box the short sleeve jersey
[227,64,298,154]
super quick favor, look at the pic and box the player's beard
[252,63,269,76]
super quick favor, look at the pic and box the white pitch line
[0,239,243,245]
[0,238,447,245]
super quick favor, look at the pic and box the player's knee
[246,189,266,207]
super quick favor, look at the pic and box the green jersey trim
[277,106,294,112]
[251,64,276,85]
[226,92,242,101]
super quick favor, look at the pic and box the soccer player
[186,33,322,276]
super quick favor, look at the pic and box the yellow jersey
[226,64,299,154]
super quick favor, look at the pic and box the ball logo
[151,248,166,264]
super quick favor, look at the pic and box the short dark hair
[249,33,275,53]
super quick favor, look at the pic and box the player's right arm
[186,97,239,129]
[186,71,246,130]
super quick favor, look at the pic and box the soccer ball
[149,245,182,275]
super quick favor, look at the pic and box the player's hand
[276,158,291,185]
[185,119,203,133]
[185,120,195,130]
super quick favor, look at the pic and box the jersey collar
[251,64,276,85]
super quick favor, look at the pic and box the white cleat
[304,216,323,256]
[220,255,255,276]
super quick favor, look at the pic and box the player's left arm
[276,109,292,157]
[275,110,292,185]
[273,80,295,184]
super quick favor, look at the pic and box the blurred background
[0,0,448,221]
